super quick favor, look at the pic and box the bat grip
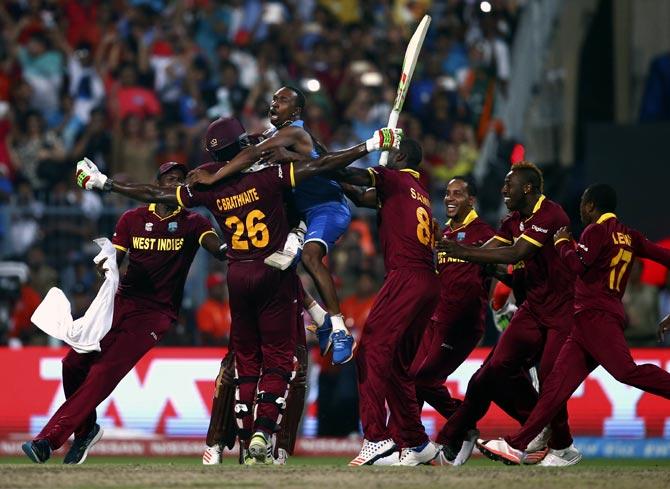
[379,111,400,166]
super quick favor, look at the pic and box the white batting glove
[365,128,403,152]
[76,157,108,190]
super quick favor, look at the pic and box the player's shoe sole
[248,433,272,464]
[476,439,522,466]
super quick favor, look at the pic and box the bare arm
[187,127,309,186]
[439,235,538,265]
[291,143,371,186]
[330,167,374,187]
[340,182,377,209]
[200,232,227,261]
[109,180,179,206]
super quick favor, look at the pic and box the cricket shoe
[536,444,582,466]
[526,426,551,453]
[393,441,440,466]
[315,316,333,355]
[453,429,479,466]
[247,432,273,465]
[264,223,305,270]
[273,448,288,465]
[22,439,51,464]
[202,444,222,465]
[331,330,355,365]
[64,424,104,464]
[349,439,397,466]
[371,450,400,466]
[476,438,523,465]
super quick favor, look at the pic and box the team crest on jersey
[168,222,178,233]
[519,222,525,232]
[145,223,153,232]
[457,232,466,241]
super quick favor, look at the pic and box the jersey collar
[148,203,182,221]
[447,209,478,231]
[400,168,420,179]
[531,194,546,214]
[596,212,617,224]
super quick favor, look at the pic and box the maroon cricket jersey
[433,210,495,322]
[556,213,670,321]
[112,204,217,318]
[495,195,575,322]
[368,166,435,272]
[176,163,294,262]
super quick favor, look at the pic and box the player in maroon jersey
[477,183,670,466]
[409,176,495,422]
[22,162,226,464]
[316,138,441,466]
[69,127,401,464]
[435,162,577,466]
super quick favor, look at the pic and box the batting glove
[366,128,403,152]
[76,157,108,190]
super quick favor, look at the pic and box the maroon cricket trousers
[356,267,439,448]
[437,301,574,450]
[506,308,670,450]
[36,295,173,449]
[410,312,485,419]
[227,260,297,438]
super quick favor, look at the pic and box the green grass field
[1,456,669,489]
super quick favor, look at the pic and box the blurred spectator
[70,281,92,318]
[110,64,161,122]
[340,272,377,336]
[25,245,58,297]
[624,260,660,346]
[112,115,159,183]
[71,108,112,171]
[196,273,231,346]
[8,277,42,346]
[639,52,670,122]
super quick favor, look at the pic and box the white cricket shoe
[264,222,306,270]
[526,426,551,453]
[273,448,288,465]
[476,438,523,465]
[393,441,440,466]
[454,429,479,466]
[537,444,582,466]
[202,444,222,465]
[348,439,397,466]
[371,450,400,466]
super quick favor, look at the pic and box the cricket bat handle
[379,110,400,166]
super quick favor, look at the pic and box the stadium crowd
[0,0,666,358]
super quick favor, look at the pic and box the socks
[306,301,327,327]
[330,314,348,333]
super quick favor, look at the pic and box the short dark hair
[511,161,544,193]
[400,138,422,168]
[583,183,617,213]
[284,85,306,110]
[450,175,478,197]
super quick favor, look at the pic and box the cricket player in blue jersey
[188,86,355,365]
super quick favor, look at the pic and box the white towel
[31,238,119,353]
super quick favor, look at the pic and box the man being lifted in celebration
[188,86,355,365]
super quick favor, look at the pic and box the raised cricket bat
[380,14,431,166]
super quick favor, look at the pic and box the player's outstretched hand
[76,157,108,190]
[658,314,670,343]
[366,128,403,152]
[553,226,572,245]
[186,168,216,186]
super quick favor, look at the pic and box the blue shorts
[304,203,351,253]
